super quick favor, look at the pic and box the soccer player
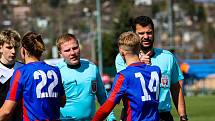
[115,16,188,121]
[0,29,23,121]
[56,33,116,121]
[0,32,66,121]
[92,31,161,121]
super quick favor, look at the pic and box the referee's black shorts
[159,111,174,121]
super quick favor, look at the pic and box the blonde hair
[56,33,78,51]
[0,29,21,47]
[0,29,21,57]
[118,31,140,54]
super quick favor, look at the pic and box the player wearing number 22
[0,32,66,121]
[92,32,161,121]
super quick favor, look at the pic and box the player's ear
[58,51,63,58]
[0,45,3,53]
[21,47,26,58]
[119,47,125,57]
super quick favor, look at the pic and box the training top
[6,61,65,121]
[0,61,23,105]
[115,48,184,112]
[57,59,115,121]
[0,61,23,121]
[92,62,161,121]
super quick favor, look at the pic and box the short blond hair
[0,29,21,47]
[0,29,21,57]
[56,33,78,52]
[118,31,140,54]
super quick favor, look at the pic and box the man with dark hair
[93,31,161,121]
[115,16,188,121]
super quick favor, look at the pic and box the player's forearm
[0,100,16,121]
[92,106,112,121]
[92,110,109,121]
[0,108,11,121]
[177,81,187,116]
[92,100,115,121]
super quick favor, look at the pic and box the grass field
[96,95,215,121]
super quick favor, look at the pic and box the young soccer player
[0,29,23,121]
[92,31,161,121]
[0,32,66,121]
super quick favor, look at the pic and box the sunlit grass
[96,95,215,121]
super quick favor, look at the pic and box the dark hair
[22,32,45,58]
[131,16,154,32]
[56,33,78,51]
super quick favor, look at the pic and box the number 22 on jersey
[34,70,59,98]
[135,71,159,102]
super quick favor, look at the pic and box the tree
[102,0,133,69]
[49,0,60,8]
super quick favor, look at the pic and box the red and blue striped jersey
[93,62,161,121]
[6,61,65,121]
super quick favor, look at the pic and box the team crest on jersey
[161,75,169,88]
[91,80,97,93]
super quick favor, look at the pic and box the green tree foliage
[179,0,195,16]
[102,0,133,69]
[113,1,133,40]
[196,5,206,22]
[102,32,117,76]
[49,0,60,8]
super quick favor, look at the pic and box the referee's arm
[171,80,187,120]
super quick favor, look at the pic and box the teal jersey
[57,59,115,121]
[115,48,184,112]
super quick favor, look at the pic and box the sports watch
[180,115,188,121]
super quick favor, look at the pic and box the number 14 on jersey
[135,71,160,102]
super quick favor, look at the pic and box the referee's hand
[139,51,152,65]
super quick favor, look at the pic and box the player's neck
[125,55,140,65]
[0,60,15,69]
[0,57,15,65]
[25,57,40,64]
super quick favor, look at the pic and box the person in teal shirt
[115,16,188,121]
[56,33,116,121]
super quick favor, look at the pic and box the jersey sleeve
[92,73,126,121]
[95,66,108,105]
[115,53,127,73]
[109,73,127,104]
[6,69,23,102]
[95,66,116,121]
[171,55,184,84]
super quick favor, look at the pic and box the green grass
[96,95,215,121]
[171,95,215,121]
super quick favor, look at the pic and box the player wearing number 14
[0,32,66,121]
[92,32,161,121]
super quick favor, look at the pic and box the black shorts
[159,111,174,121]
